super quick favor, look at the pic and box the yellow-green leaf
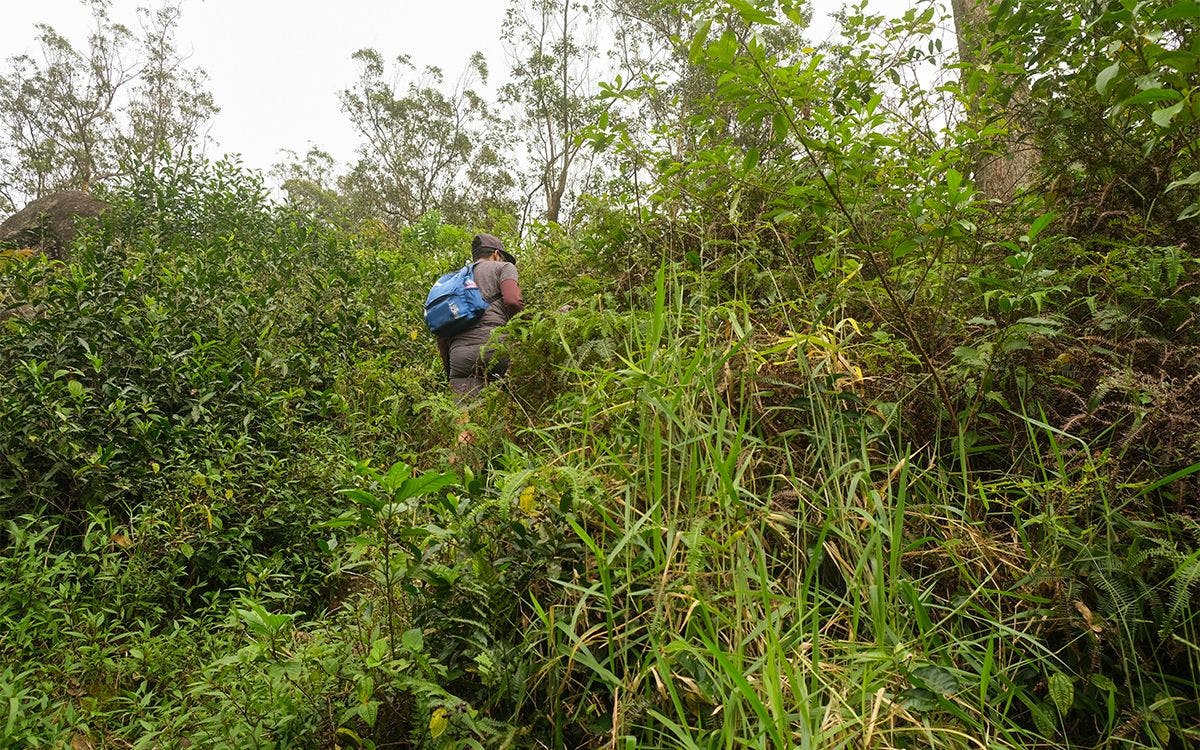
[1151,720,1170,744]
[336,726,366,747]
[429,707,449,738]
[518,485,537,514]
[67,379,85,399]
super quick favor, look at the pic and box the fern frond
[1162,551,1200,636]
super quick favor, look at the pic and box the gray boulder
[0,190,107,259]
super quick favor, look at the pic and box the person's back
[436,234,524,396]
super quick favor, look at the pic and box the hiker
[435,233,524,396]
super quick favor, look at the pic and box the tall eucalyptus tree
[501,0,605,225]
[339,49,515,227]
[0,0,216,210]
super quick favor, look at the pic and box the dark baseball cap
[472,233,517,265]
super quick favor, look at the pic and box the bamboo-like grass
[511,265,1200,749]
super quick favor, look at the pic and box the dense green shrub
[0,158,466,746]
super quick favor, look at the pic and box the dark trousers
[448,342,509,397]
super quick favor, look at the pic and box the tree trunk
[951,0,1041,202]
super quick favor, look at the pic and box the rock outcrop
[0,191,107,259]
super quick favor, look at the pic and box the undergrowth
[3,0,1199,746]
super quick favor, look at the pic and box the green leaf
[891,239,918,260]
[356,676,375,703]
[1005,251,1033,269]
[688,19,713,63]
[1014,316,1063,336]
[1090,674,1117,692]
[236,603,268,635]
[359,701,378,728]
[1157,50,1198,73]
[1152,101,1184,127]
[1049,672,1074,715]
[1030,701,1057,737]
[396,470,457,502]
[1132,460,1200,498]
[1153,1,1200,20]
[383,461,411,492]
[898,687,939,712]
[727,0,778,25]
[912,665,961,696]
[395,524,432,540]
[1026,211,1056,243]
[946,168,962,199]
[1165,171,1200,193]
[1123,88,1182,105]
[340,488,382,511]
[560,619,621,686]
[401,627,424,652]
[1179,201,1200,220]
[743,147,760,172]
[954,346,987,368]
[712,30,737,65]
[337,727,367,747]
[1134,72,1165,92]
[366,638,388,667]
[772,111,790,141]
[1095,62,1121,96]
[429,707,449,738]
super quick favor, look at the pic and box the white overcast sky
[0,0,920,178]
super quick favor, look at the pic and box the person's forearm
[500,278,524,316]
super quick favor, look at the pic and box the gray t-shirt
[449,259,518,350]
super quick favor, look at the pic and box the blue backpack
[424,262,492,336]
